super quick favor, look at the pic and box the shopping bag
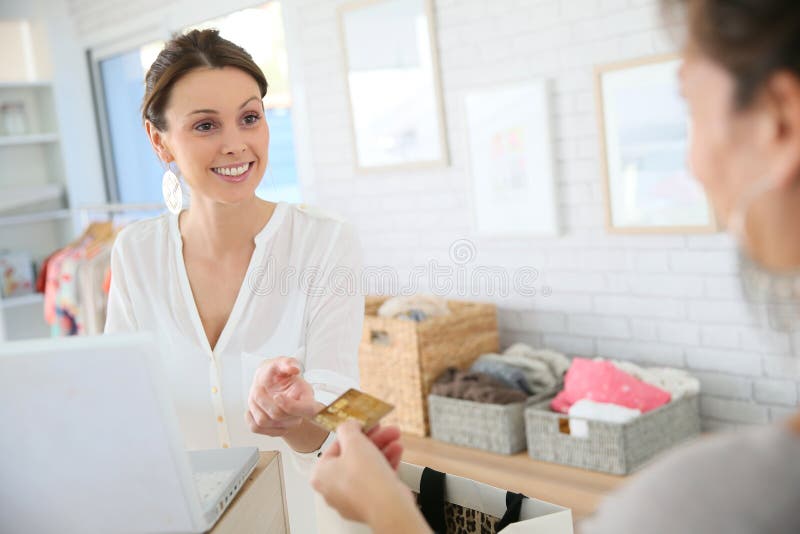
[399,463,573,534]
[314,462,573,534]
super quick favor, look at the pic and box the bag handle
[418,468,526,533]
[496,491,525,531]
[419,467,446,533]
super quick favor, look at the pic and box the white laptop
[0,332,259,534]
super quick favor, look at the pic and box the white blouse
[104,202,364,534]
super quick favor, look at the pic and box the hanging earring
[162,162,183,215]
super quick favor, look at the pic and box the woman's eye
[195,121,214,132]
[243,113,261,125]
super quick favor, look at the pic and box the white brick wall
[68,0,800,428]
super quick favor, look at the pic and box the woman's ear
[145,120,173,164]
[763,71,800,190]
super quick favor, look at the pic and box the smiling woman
[147,67,267,204]
[103,29,367,534]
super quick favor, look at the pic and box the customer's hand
[311,420,413,525]
[246,356,319,437]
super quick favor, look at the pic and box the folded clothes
[469,343,570,397]
[378,295,450,320]
[568,399,641,423]
[594,358,700,400]
[471,357,531,392]
[567,399,642,438]
[431,367,528,405]
[504,343,571,378]
[472,353,554,394]
[551,358,672,414]
[396,309,428,322]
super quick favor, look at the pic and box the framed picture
[465,81,559,237]
[0,251,34,299]
[595,54,716,233]
[339,0,448,171]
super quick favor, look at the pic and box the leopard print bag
[413,467,525,534]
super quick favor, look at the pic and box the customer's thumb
[334,419,365,451]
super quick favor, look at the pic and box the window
[91,2,302,205]
[93,41,164,204]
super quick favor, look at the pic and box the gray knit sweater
[580,423,800,534]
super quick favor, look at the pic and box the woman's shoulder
[284,203,357,240]
[113,212,172,256]
[287,203,347,225]
[582,424,800,533]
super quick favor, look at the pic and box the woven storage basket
[428,394,527,454]
[359,296,499,436]
[524,395,701,475]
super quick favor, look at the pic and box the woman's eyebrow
[187,96,261,116]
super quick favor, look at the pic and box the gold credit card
[311,388,394,433]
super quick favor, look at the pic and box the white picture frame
[465,81,559,237]
[338,0,449,172]
[595,54,717,234]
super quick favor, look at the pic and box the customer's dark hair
[664,0,800,107]
[141,28,268,131]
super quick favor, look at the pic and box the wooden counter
[211,451,290,533]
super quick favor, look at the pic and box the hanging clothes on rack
[40,204,164,337]
[43,222,116,336]
[78,244,112,335]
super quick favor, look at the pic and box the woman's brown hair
[664,0,800,108]
[141,28,268,131]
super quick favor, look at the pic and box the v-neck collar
[168,202,289,355]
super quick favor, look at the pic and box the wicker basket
[524,395,701,475]
[358,296,499,436]
[428,394,527,454]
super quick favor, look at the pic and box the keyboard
[193,469,235,507]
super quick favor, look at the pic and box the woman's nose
[222,142,247,155]
[221,130,247,155]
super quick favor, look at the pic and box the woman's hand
[312,420,431,532]
[245,356,320,437]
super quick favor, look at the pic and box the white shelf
[0,81,52,89]
[0,209,71,227]
[0,184,63,213]
[0,133,59,147]
[0,293,43,309]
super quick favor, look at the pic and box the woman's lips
[211,162,254,183]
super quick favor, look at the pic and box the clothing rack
[39,203,164,339]
[0,209,72,227]
[76,203,165,229]
[0,204,165,229]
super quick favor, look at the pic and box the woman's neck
[746,184,800,272]
[178,195,276,258]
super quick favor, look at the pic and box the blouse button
[217,415,224,423]
[211,386,218,394]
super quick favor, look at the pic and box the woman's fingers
[334,419,366,450]
[321,422,402,465]
[252,394,289,420]
[320,439,341,459]
[311,419,408,526]
[367,425,402,451]
[274,391,318,418]
[367,425,404,469]
[248,400,302,430]
[261,357,302,391]
[382,441,404,470]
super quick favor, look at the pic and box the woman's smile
[210,160,255,184]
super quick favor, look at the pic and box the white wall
[63,0,800,429]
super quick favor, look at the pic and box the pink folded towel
[551,358,671,414]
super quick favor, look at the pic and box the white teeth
[213,163,250,176]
